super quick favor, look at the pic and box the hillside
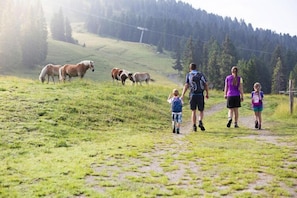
[24,26,178,86]
[0,76,297,197]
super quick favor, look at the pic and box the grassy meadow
[0,76,296,197]
[1,30,297,197]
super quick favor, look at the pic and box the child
[167,89,183,134]
[251,82,264,130]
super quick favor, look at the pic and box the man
[181,63,209,131]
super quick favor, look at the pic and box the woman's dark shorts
[190,94,205,111]
[227,95,241,108]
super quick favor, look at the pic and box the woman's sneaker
[227,119,232,128]
[258,124,261,130]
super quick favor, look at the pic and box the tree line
[85,0,297,93]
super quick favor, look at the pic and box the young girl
[167,89,183,134]
[251,82,264,130]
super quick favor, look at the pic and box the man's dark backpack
[171,97,182,113]
[189,72,205,94]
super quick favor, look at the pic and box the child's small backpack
[172,97,182,113]
[252,91,263,106]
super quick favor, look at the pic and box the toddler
[167,89,183,134]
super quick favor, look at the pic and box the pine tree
[207,39,221,89]
[182,36,194,75]
[239,58,257,93]
[0,1,22,70]
[20,1,48,68]
[270,46,287,91]
[271,57,285,93]
[20,2,48,68]
[193,39,204,71]
[36,0,48,63]
[65,17,74,43]
[21,6,39,67]
[50,8,65,41]
[172,40,183,74]
[220,35,238,89]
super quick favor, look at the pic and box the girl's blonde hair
[254,82,261,92]
[172,89,179,96]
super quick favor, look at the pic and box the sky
[180,0,297,36]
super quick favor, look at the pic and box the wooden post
[289,80,293,114]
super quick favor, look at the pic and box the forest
[1,0,297,93]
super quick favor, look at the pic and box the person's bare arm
[204,83,209,99]
[181,83,189,100]
[239,83,244,101]
[224,81,228,99]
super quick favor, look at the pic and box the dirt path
[178,103,297,197]
[87,102,297,197]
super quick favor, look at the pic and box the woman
[224,66,244,128]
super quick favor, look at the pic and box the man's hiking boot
[172,126,176,133]
[255,120,258,128]
[176,128,180,134]
[227,119,232,128]
[193,124,197,132]
[198,122,205,131]
[258,124,261,130]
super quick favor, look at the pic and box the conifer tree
[240,58,257,93]
[202,43,209,75]
[36,0,48,63]
[172,40,183,74]
[270,46,286,91]
[51,8,65,41]
[183,36,194,75]
[271,57,285,93]
[0,1,22,69]
[21,6,39,67]
[21,2,48,68]
[220,35,237,89]
[207,39,221,89]
[193,39,204,71]
[65,17,74,43]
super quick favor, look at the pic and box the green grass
[0,76,297,197]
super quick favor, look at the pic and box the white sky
[180,0,297,36]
